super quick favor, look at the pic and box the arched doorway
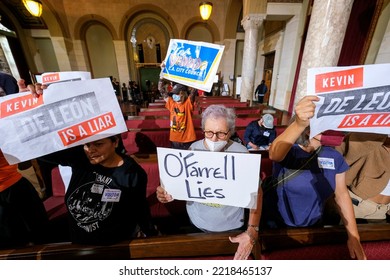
[126,15,173,94]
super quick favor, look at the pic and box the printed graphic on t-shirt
[200,202,223,208]
[67,172,118,233]
[171,108,187,132]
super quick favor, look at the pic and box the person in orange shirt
[0,150,48,248]
[162,83,197,150]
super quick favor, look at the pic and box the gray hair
[201,104,236,133]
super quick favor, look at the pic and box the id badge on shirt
[318,157,335,170]
[263,131,270,137]
[101,189,121,202]
[91,183,104,194]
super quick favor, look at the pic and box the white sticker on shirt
[91,183,104,194]
[318,157,335,170]
[263,131,270,137]
[101,189,121,202]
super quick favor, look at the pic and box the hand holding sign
[156,185,173,203]
[295,95,320,125]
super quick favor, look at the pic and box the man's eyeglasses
[204,130,230,139]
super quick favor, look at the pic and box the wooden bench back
[2,224,390,260]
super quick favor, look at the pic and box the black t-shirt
[42,146,155,245]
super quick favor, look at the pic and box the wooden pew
[198,100,242,105]
[138,108,201,116]
[2,224,390,260]
[0,231,244,260]
[197,96,238,101]
[139,110,170,116]
[125,114,260,129]
[122,124,287,155]
[234,107,262,115]
[148,103,166,108]
[199,102,249,110]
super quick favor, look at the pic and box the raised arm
[269,95,319,162]
[158,78,170,102]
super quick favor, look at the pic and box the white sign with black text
[157,147,261,209]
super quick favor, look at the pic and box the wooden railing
[1,224,389,260]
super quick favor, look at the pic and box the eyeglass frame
[203,130,230,140]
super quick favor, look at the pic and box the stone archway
[124,12,174,89]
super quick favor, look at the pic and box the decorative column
[240,14,265,104]
[294,0,354,104]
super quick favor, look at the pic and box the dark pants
[0,177,49,248]
[171,141,193,150]
[258,94,264,104]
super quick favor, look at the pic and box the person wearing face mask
[263,95,366,260]
[336,133,390,223]
[161,82,197,150]
[156,104,263,260]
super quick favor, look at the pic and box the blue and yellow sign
[160,39,224,92]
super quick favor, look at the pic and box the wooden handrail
[1,224,389,260]
[126,125,288,132]
[0,231,242,260]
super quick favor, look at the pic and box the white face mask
[205,138,227,152]
[172,94,181,102]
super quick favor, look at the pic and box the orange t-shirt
[165,97,196,143]
[0,150,22,192]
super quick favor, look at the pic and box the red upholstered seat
[138,161,187,220]
[43,167,67,221]
[122,130,171,155]
[126,119,170,129]
[261,241,390,260]
[260,158,273,180]
[275,125,287,136]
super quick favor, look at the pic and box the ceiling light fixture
[23,0,43,17]
[199,2,213,21]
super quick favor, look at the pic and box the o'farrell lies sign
[157,147,261,209]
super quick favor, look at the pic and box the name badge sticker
[91,183,104,194]
[263,131,270,137]
[101,189,121,202]
[318,157,335,170]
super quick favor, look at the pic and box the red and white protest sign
[0,78,126,164]
[308,64,390,138]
